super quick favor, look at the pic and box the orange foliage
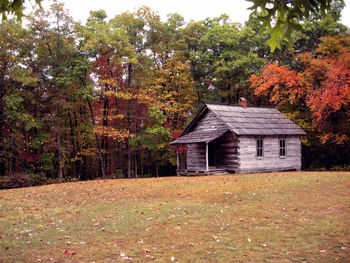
[250,35,350,144]
[250,63,301,106]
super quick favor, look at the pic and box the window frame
[256,138,263,159]
[279,138,286,158]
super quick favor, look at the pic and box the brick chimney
[238,97,247,108]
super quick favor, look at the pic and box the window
[257,139,263,158]
[279,139,286,157]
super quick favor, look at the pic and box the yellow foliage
[93,126,133,142]
[98,78,119,88]
[107,114,125,121]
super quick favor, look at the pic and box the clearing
[0,171,349,262]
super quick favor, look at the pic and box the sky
[28,0,350,27]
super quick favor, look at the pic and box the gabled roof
[171,103,306,144]
[206,103,306,136]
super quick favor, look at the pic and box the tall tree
[250,34,350,168]
[247,0,343,51]
[27,2,86,178]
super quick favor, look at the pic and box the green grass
[0,171,349,262]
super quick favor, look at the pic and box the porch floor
[177,168,228,176]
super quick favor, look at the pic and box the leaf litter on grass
[0,172,349,262]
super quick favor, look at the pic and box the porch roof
[170,129,228,144]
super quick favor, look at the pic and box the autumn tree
[250,34,350,168]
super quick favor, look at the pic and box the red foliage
[250,35,350,144]
[21,151,41,163]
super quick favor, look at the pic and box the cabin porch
[174,132,239,176]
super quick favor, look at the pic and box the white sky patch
[23,0,350,30]
[45,0,252,24]
[24,0,350,28]
[20,0,350,28]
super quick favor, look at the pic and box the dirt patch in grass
[0,171,349,262]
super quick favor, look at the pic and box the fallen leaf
[5,247,9,251]
[63,250,69,254]
[71,252,76,255]
[145,254,156,260]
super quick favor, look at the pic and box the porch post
[176,146,179,172]
[206,142,209,172]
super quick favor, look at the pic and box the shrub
[0,176,11,189]
[330,165,350,171]
[110,170,124,179]
[0,173,31,189]
[0,172,49,189]
[28,172,47,186]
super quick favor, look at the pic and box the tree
[247,0,344,51]
[250,34,350,168]
[131,107,172,177]
[185,15,264,104]
[0,0,42,20]
[27,2,94,178]
[0,17,47,176]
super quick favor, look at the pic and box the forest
[0,1,349,187]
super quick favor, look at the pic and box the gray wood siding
[238,136,302,173]
[186,110,230,170]
[213,132,239,170]
[187,143,206,169]
[186,132,239,170]
[190,110,228,134]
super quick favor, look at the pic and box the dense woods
[0,2,349,186]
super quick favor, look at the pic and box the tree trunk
[102,96,109,176]
[134,150,138,178]
[134,120,137,178]
[87,99,105,178]
[127,62,133,178]
[68,112,78,178]
[127,140,131,178]
[0,80,6,176]
[56,104,63,179]
[140,149,144,177]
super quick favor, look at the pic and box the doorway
[208,142,215,167]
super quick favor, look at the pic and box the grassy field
[0,172,349,263]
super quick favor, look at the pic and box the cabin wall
[190,110,228,134]
[186,143,206,169]
[238,136,302,173]
[213,132,239,171]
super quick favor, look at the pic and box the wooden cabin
[170,102,306,175]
